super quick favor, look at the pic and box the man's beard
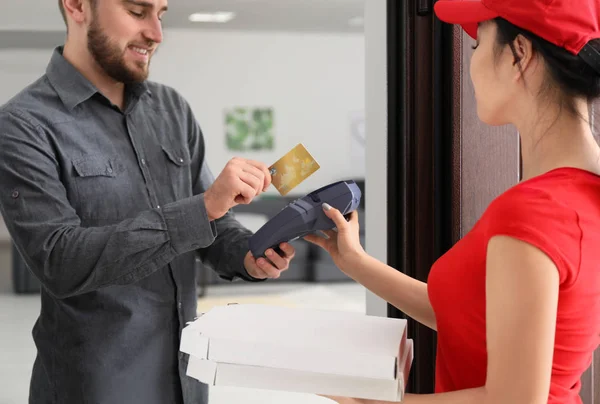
[87,17,151,84]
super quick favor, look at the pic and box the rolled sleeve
[163,194,217,254]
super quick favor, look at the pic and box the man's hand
[244,243,296,279]
[204,157,271,221]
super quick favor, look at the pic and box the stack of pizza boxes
[180,303,414,402]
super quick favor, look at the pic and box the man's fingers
[245,159,272,190]
[235,179,258,204]
[279,243,295,259]
[264,248,287,270]
[238,171,262,196]
[256,257,280,278]
[241,164,267,191]
[251,266,269,279]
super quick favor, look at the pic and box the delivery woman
[306,0,600,403]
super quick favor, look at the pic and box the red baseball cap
[433,0,600,55]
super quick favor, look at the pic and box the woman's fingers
[323,204,360,233]
[322,203,350,229]
[347,210,359,225]
[303,233,329,249]
[322,229,337,239]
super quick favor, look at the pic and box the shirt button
[179,158,184,163]
[178,302,182,309]
[141,158,146,166]
[157,205,161,209]
[11,190,19,198]
[107,167,113,174]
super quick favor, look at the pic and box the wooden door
[385,0,519,393]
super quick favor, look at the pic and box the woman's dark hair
[493,17,600,117]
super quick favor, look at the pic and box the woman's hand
[304,203,366,274]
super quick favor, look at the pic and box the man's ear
[62,0,88,25]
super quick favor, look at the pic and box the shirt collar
[46,46,151,111]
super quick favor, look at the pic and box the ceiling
[0,0,365,33]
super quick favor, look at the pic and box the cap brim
[433,0,499,39]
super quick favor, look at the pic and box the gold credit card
[269,143,320,196]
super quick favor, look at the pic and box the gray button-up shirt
[0,46,261,404]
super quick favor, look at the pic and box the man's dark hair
[59,0,67,25]
[493,17,600,117]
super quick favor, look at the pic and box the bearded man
[0,1,296,403]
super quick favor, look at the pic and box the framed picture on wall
[225,107,275,151]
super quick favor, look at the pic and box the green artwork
[225,107,274,151]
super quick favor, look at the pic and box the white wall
[151,29,365,196]
[0,49,50,104]
[0,29,365,197]
[364,1,388,317]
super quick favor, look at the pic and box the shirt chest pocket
[162,146,191,168]
[160,146,193,201]
[71,155,135,221]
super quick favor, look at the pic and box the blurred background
[0,1,367,403]
[5,2,599,403]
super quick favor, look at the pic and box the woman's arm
[325,234,559,404]
[304,207,437,331]
[347,253,437,331]
[480,235,558,404]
